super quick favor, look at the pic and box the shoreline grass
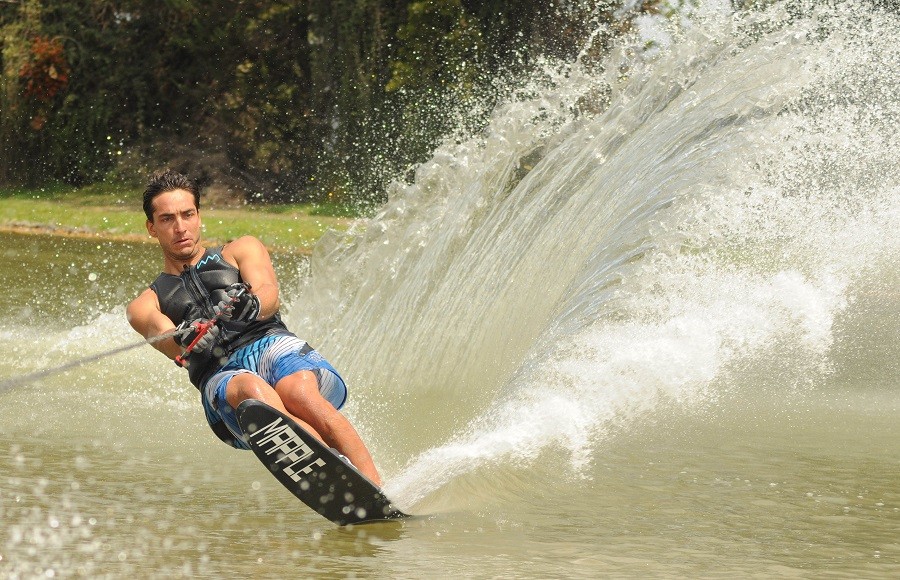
[0,184,358,252]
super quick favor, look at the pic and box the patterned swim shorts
[202,334,347,449]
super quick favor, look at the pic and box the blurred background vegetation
[1,1,747,209]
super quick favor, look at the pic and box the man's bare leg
[274,370,382,486]
[224,373,325,443]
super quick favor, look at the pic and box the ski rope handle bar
[174,282,250,368]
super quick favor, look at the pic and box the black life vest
[150,246,290,388]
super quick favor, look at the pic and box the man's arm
[221,236,280,319]
[126,288,182,359]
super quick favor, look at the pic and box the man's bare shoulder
[224,235,265,251]
[222,235,269,263]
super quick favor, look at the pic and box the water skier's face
[146,188,202,263]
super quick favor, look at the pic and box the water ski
[236,399,407,526]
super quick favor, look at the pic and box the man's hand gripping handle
[174,282,251,367]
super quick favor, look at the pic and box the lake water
[2,2,899,577]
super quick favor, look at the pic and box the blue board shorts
[202,334,348,449]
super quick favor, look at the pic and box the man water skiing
[126,169,382,486]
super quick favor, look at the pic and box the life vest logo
[249,416,326,482]
[195,253,223,270]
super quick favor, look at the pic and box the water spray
[0,283,251,394]
[0,327,188,395]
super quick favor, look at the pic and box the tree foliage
[0,0,668,204]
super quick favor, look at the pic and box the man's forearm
[252,281,280,319]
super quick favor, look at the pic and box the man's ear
[146,219,157,238]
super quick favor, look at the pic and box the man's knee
[276,368,346,411]
[275,370,319,395]
[276,370,337,413]
[226,373,273,406]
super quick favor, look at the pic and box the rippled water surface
[3,1,900,577]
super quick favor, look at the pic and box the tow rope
[0,283,250,394]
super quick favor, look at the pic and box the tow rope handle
[174,283,251,368]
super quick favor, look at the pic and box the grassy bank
[0,183,356,252]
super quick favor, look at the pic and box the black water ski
[236,399,407,526]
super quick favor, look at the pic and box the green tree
[0,0,668,202]
[0,0,46,184]
[301,0,408,205]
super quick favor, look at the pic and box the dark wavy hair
[142,169,200,221]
